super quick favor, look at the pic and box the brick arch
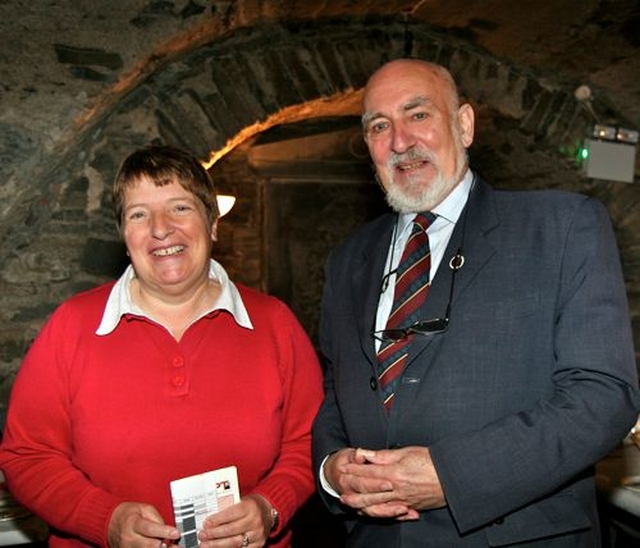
[4,16,596,238]
[126,18,592,164]
[0,16,632,284]
[88,17,635,357]
[1,16,636,385]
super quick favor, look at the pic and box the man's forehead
[363,94,434,123]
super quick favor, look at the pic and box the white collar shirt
[96,259,253,336]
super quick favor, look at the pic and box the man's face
[362,61,474,212]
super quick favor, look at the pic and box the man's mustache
[389,148,437,169]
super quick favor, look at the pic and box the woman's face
[121,176,217,298]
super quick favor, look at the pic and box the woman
[0,145,324,548]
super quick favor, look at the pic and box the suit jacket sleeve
[430,194,639,533]
[312,247,351,513]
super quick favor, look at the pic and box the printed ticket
[170,465,240,547]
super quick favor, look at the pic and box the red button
[172,356,184,367]
[172,375,185,387]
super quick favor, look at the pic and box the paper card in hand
[169,465,240,547]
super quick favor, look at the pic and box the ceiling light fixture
[573,86,637,183]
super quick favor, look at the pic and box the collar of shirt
[393,169,474,276]
[95,259,254,336]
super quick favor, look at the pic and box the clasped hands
[324,446,446,520]
[108,494,273,548]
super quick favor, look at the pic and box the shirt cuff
[319,454,340,498]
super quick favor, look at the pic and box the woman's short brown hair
[113,145,219,232]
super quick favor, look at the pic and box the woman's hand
[198,494,274,548]
[108,502,180,548]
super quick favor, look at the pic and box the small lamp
[580,124,637,183]
[216,194,236,217]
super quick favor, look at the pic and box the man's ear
[458,103,475,148]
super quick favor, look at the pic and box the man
[312,58,639,546]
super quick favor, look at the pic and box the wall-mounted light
[573,85,637,183]
[593,124,617,141]
[615,127,640,145]
[216,194,236,217]
[202,159,235,217]
[578,124,637,183]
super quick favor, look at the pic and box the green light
[574,145,589,168]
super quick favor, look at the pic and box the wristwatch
[270,506,279,531]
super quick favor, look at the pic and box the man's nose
[391,123,416,153]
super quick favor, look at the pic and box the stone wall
[1,18,638,410]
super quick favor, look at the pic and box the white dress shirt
[95,259,253,336]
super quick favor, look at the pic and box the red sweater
[0,282,323,548]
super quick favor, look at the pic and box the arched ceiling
[0,0,638,364]
[1,0,638,166]
[0,1,637,275]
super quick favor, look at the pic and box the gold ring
[241,533,250,547]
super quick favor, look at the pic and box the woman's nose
[150,213,174,238]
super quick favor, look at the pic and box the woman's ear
[210,219,219,242]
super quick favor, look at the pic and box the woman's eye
[128,211,146,221]
[174,204,192,214]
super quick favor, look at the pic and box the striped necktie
[377,212,435,410]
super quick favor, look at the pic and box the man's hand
[324,448,393,496]
[108,502,180,548]
[330,446,446,519]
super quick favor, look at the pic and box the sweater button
[369,377,378,390]
[172,375,185,387]
[172,356,184,367]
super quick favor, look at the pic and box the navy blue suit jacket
[312,178,639,547]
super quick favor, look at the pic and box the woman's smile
[152,244,186,257]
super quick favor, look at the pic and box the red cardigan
[0,282,323,548]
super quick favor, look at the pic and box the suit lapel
[444,179,499,304]
[352,214,396,367]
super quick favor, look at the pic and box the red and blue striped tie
[377,212,434,410]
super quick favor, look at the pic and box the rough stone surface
[0,0,638,408]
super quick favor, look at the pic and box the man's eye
[369,121,389,134]
[413,111,428,120]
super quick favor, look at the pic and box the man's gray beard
[384,169,459,213]
[382,139,468,213]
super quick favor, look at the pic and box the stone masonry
[0,12,638,411]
